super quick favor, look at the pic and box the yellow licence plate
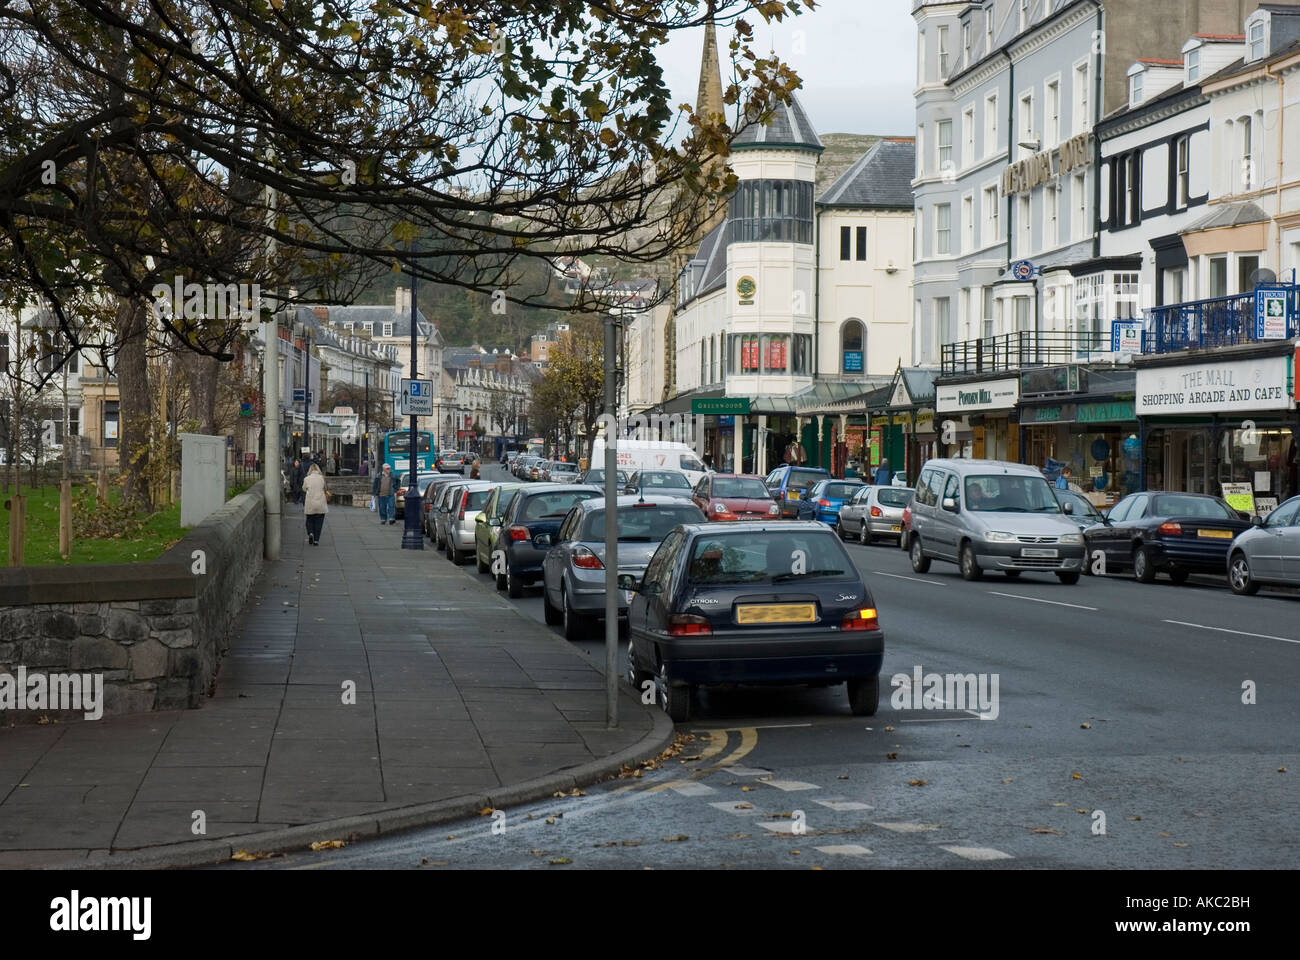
[1198,529,1233,539]
[891,525,901,532]
[787,491,800,500]
[736,603,817,624]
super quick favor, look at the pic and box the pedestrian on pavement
[470,458,481,479]
[875,458,891,486]
[371,463,397,524]
[302,463,329,545]
[290,458,304,504]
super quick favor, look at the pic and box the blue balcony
[1143,287,1299,355]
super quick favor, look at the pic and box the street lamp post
[401,250,423,550]
[603,313,620,728]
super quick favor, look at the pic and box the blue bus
[383,429,434,476]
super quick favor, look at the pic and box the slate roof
[818,138,916,209]
[732,93,823,152]
[1184,201,1270,233]
[294,304,440,344]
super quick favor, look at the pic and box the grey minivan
[906,459,1086,583]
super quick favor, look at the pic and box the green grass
[1,484,186,567]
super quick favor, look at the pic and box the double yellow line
[626,727,759,794]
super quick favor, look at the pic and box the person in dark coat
[290,458,304,504]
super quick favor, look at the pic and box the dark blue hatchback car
[491,484,600,597]
[622,521,884,721]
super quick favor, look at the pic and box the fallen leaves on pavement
[309,839,346,851]
[908,779,928,787]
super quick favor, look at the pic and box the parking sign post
[401,255,424,550]
[604,313,619,728]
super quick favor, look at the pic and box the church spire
[696,21,724,123]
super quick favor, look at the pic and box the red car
[691,474,781,521]
[899,502,912,550]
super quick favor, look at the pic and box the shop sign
[736,275,756,306]
[692,397,749,415]
[1022,405,1067,424]
[843,350,863,373]
[1111,321,1143,353]
[1021,365,1082,397]
[868,430,882,466]
[871,415,891,428]
[1254,285,1291,340]
[1078,400,1135,423]
[936,377,1019,413]
[1000,132,1093,197]
[914,409,935,433]
[1135,356,1290,415]
[1221,482,1256,515]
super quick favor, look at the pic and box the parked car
[442,480,498,565]
[430,481,464,548]
[580,467,630,488]
[528,459,545,482]
[418,474,461,538]
[492,483,602,597]
[1052,489,1107,535]
[473,483,525,573]
[624,469,695,498]
[540,496,707,640]
[1226,495,1300,595]
[1083,490,1252,584]
[437,451,467,473]
[907,459,1086,583]
[394,470,437,519]
[622,521,884,721]
[763,464,831,518]
[899,502,912,550]
[690,473,781,521]
[538,460,554,482]
[805,478,867,528]
[549,461,582,483]
[839,485,914,544]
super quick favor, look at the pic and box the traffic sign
[401,378,434,416]
[292,388,312,404]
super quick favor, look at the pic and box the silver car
[839,485,914,544]
[1227,495,1300,595]
[538,495,706,640]
[907,458,1086,583]
[442,480,498,564]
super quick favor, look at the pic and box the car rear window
[640,471,691,488]
[1155,495,1237,519]
[580,504,706,541]
[788,468,828,490]
[823,483,862,500]
[466,490,491,510]
[877,488,913,508]
[521,490,600,520]
[686,531,854,585]
[712,477,769,499]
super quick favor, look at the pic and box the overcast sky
[655,0,917,138]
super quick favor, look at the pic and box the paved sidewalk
[0,503,669,867]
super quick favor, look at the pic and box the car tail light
[870,506,883,517]
[508,525,530,541]
[1158,521,1182,535]
[457,491,468,521]
[818,498,831,507]
[667,614,712,636]
[841,608,879,631]
[571,547,604,569]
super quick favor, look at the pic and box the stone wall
[0,487,265,723]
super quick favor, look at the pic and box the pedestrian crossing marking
[874,822,942,833]
[814,844,872,856]
[941,845,1013,861]
[762,779,820,792]
[815,800,872,811]
[667,781,716,797]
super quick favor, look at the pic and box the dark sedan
[491,483,601,597]
[1083,491,1252,583]
[622,521,884,722]
[1053,489,1106,533]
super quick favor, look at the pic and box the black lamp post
[401,249,423,550]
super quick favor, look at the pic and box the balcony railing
[941,330,1113,376]
[1143,287,1299,355]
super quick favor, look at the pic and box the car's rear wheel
[847,675,879,716]
[1168,569,1190,585]
[1228,552,1260,595]
[860,522,872,545]
[1057,572,1080,584]
[506,565,523,598]
[562,585,590,641]
[626,638,651,691]
[658,661,691,723]
[1133,545,1157,583]
[960,542,982,581]
[542,584,563,624]
[909,536,931,573]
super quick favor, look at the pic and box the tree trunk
[116,297,152,512]
[184,350,220,435]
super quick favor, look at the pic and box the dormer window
[1186,47,1199,83]
[1130,71,1143,105]
[1247,18,1266,61]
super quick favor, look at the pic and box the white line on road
[1162,620,1300,645]
[988,591,1097,611]
[896,715,982,723]
[815,800,873,811]
[873,571,946,586]
[761,780,821,792]
[814,844,872,856]
[941,845,1014,861]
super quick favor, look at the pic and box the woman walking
[303,463,329,546]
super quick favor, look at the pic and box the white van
[588,439,710,487]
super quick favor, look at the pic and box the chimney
[395,286,409,315]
